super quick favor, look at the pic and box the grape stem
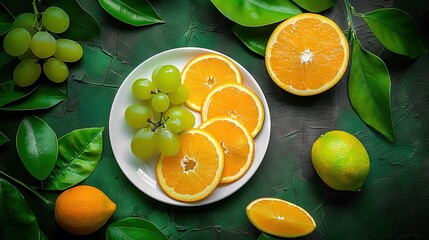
[148,115,167,132]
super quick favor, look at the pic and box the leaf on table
[210,0,301,27]
[0,178,41,239]
[348,38,395,142]
[363,8,427,59]
[291,0,335,12]
[98,0,164,27]
[44,0,100,41]
[258,233,284,240]
[232,24,277,57]
[16,116,58,180]
[0,82,66,111]
[106,217,168,240]
[0,2,13,35]
[0,81,39,107]
[0,131,9,146]
[42,127,104,190]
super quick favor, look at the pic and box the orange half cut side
[265,13,349,96]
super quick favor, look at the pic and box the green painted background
[1,0,428,239]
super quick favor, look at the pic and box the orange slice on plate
[265,13,349,96]
[201,83,264,138]
[182,53,242,111]
[199,116,254,183]
[246,198,316,238]
[156,129,224,202]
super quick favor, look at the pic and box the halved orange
[182,53,242,111]
[246,198,316,238]
[156,129,224,202]
[201,83,264,138]
[199,116,254,183]
[265,13,349,96]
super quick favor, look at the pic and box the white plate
[109,47,271,206]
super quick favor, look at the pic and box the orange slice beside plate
[265,13,349,96]
[246,197,316,238]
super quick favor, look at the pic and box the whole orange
[54,185,116,235]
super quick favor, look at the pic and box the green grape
[124,104,152,128]
[3,28,31,56]
[131,128,157,159]
[156,128,180,156]
[31,31,56,58]
[54,39,83,62]
[132,78,156,100]
[151,92,170,113]
[43,58,69,83]
[13,13,37,33]
[165,118,184,134]
[152,65,181,93]
[42,6,70,34]
[13,59,41,87]
[169,84,190,104]
[165,107,195,129]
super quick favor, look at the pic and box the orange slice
[201,83,264,138]
[246,198,316,238]
[199,116,254,183]
[156,129,224,202]
[182,53,242,111]
[265,13,349,96]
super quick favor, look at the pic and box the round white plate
[109,47,271,206]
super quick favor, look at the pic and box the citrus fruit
[265,13,349,96]
[311,130,370,191]
[199,116,254,183]
[182,53,242,111]
[156,128,224,202]
[54,185,116,235]
[246,198,316,238]
[201,83,264,138]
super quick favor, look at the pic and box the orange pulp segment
[156,129,224,202]
[265,13,349,96]
[199,116,254,183]
[201,83,264,138]
[246,198,316,238]
[182,53,242,111]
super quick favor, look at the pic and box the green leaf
[210,0,301,27]
[291,0,335,12]
[0,131,9,146]
[0,2,13,35]
[0,81,39,107]
[44,0,100,41]
[16,116,58,180]
[363,8,427,59]
[232,24,277,56]
[0,178,41,239]
[348,38,395,142]
[257,233,283,240]
[0,83,66,111]
[98,0,164,27]
[42,127,104,190]
[106,217,168,240]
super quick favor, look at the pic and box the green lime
[311,130,370,191]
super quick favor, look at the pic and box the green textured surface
[1,0,429,239]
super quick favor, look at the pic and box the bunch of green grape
[125,65,195,159]
[3,6,83,87]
